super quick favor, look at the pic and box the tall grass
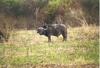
[0,25,99,66]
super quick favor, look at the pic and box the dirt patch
[0,64,99,68]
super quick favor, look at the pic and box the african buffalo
[37,24,67,42]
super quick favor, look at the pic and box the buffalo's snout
[37,30,39,33]
[37,27,45,35]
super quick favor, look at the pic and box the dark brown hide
[37,24,67,42]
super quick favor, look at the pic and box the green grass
[0,26,99,65]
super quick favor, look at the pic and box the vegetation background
[0,0,99,68]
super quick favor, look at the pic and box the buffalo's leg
[48,36,51,42]
[62,30,67,41]
[63,35,67,41]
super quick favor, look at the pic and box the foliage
[0,0,99,26]
[80,0,99,24]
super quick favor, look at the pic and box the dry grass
[68,25,99,40]
[0,25,99,68]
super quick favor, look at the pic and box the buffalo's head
[37,27,46,35]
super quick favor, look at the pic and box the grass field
[0,26,99,67]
